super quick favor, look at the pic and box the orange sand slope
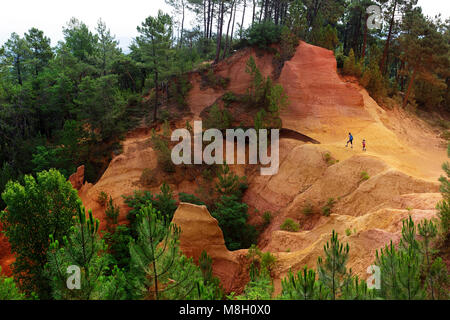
[279,41,446,182]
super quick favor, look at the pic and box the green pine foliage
[280,218,300,232]
[215,163,248,199]
[178,192,205,206]
[123,183,177,237]
[375,216,448,300]
[281,267,329,300]
[45,203,126,300]
[245,56,287,129]
[0,267,25,300]
[0,169,79,299]
[129,203,218,300]
[317,230,350,300]
[204,103,233,130]
[212,195,257,251]
[437,144,450,242]
[342,49,362,78]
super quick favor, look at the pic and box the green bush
[204,104,233,130]
[97,191,108,207]
[178,192,205,206]
[245,21,282,49]
[151,130,175,173]
[0,169,79,298]
[222,91,237,107]
[302,203,314,216]
[360,171,370,181]
[342,49,362,78]
[123,183,177,237]
[212,195,257,251]
[0,267,25,300]
[262,211,273,227]
[280,218,300,232]
[322,198,336,217]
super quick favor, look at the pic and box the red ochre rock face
[172,203,250,294]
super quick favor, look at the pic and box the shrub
[360,171,370,181]
[222,91,237,107]
[204,104,233,130]
[215,163,248,200]
[262,211,272,227]
[345,229,352,237]
[322,198,336,217]
[123,183,177,237]
[105,197,120,232]
[140,168,156,186]
[151,130,175,173]
[361,60,387,101]
[342,49,362,78]
[0,267,25,300]
[280,218,300,232]
[97,191,108,207]
[245,21,282,49]
[178,192,205,206]
[324,152,336,165]
[212,195,257,251]
[302,203,314,216]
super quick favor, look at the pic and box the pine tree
[45,203,125,300]
[215,163,248,199]
[0,169,79,299]
[128,204,201,300]
[105,196,120,233]
[0,267,25,300]
[317,230,350,300]
[437,144,450,243]
[280,266,328,300]
[375,217,426,300]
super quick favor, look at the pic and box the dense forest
[0,0,449,300]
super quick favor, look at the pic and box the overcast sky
[0,0,448,52]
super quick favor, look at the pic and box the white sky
[0,0,448,52]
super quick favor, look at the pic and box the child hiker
[362,139,366,151]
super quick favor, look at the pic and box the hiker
[362,139,366,151]
[345,132,354,148]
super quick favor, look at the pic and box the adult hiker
[345,132,354,148]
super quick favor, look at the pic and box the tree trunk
[240,0,247,39]
[380,0,397,74]
[259,0,264,23]
[230,1,237,46]
[180,1,185,47]
[361,14,368,60]
[210,1,215,39]
[16,56,23,85]
[252,0,256,25]
[223,0,235,60]
[152,38,159,122]
[203,0,207,38]
[403,66,417,108]
[214,1,225,64]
